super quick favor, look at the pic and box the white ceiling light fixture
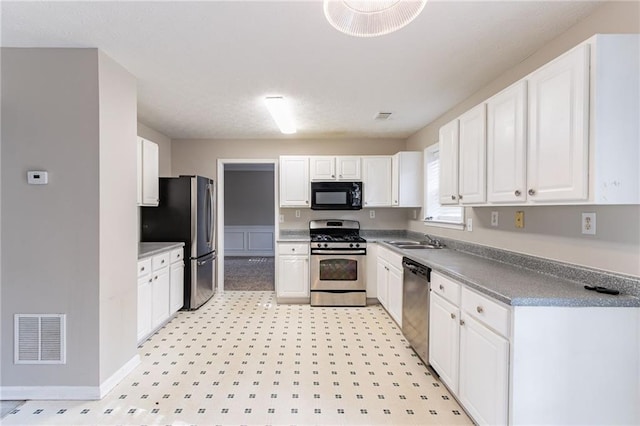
[323,0,427,38]
[264,96,297,134]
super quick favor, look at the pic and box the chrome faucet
[423,234,444,248]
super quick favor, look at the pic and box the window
[423,144,464,229]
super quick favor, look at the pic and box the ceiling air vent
[15,314,66,364]
[374,112,392,121]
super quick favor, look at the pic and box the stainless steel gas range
[309,220,367,307]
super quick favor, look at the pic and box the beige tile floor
[2,291,472,426]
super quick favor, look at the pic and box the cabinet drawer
[170,248,183,263]
[431,272,461,305]
[378,246,403,269]
[152,252,171,270]
[138,258,152,277]
[461,287,510,337]
[278,243,309,255]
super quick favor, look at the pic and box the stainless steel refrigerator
[141,175,216,310]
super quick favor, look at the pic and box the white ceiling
[1,1,604,140]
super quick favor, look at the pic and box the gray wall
[224,170,275,226]
[406,1,640,277]
[1,48,137,388]
[172,138,411,230]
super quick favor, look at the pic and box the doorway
[216,160,278,293]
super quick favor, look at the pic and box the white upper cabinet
[279,156,310,207]
[487,81,528,203]
[362,156,393,207]
[458,104,487,204]
[392,151,422,207]
[527,43,590,203]
[439,119,460,205]
[138,137,159,206]
[310,156,361,181]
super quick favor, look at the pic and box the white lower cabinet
[429,272,510,425]
[376,245,403,326]
[137,274,153,342]
[459,313,509,425]
[276,243,309,300]
[137,246,184,344]
[428,292,460,394]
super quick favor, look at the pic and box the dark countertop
[139,242,185,259]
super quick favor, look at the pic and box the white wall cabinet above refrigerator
[137,137,159,206]
[310,156,361,181]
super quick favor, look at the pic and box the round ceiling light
[323,0,427,38]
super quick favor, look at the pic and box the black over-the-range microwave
[311,181,363,210]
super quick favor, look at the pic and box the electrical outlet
[369,210,375,219]
[466,218,473,232]
[295,210,300,218]
[491,211,499,227]
[413,210,417,220]
[515,211,524,228]
[582,212,596,235]
[279,214,284,223]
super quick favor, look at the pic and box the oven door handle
[311,250,366,255]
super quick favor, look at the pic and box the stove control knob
[355,243,360,248]
[324,243,328,248]
[349,243,354,248]
[317,243,322,248]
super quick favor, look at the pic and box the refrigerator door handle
[206,183,214,246]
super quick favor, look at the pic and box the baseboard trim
[0,354,140,401]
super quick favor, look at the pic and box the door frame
[216,159,279,293]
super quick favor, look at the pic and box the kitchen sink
[386,240,422,245]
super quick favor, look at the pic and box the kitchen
[2,1,639,425]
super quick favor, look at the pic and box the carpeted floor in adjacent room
[224,256,275,291]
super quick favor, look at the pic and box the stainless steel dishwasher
[402,257,431,365]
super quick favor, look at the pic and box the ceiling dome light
[323,0,426,38]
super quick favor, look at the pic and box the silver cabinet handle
[514,190,521,196]
[140,266,145,272]
[331,175,335,178]
[459,195,463,200]
[161,259,165,264]
[460,319,465,326]
[148,278,152,283]
[154,276,158,280]
[450,313,456,319]
[477,306,484,314]
[451,195,456,200]
[439,284,444,290]
[291,248,296,252]
[528,189,536,196]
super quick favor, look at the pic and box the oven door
[310,251,365,291]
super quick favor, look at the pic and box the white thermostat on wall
[27,171,48,185]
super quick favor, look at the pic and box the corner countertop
[377,241,640,308]
[139,242,185,259]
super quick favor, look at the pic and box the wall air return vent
[374,112,392,121]
[14,314,66,364]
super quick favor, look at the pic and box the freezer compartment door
[189,252,216,310]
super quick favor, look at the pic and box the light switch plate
[515,211,525,228]
[466,218,473,232]
[369,210,375,219]
[491,211,499,227]
[27,171,48,184]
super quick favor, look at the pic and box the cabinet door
[151,267,170,329]
[310,156,336,180]
[337,156,361,180]
[487,81,528,203]
[458,104,487,204]
[459,314,509,426]
[527,44,590,202]
[392,152,422,207]
[429,292,460,394]
[376,259,389,308]
[141,138,159,206]
[387,265,403,327]
[439,119,460,205]
[277,255,309,298]
[137,275,153,342]
[170,262,184,313]
[362,156,392,207]
[280,156,310,207]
